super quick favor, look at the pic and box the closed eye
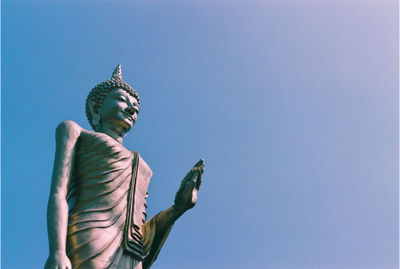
[112,92,139,112]
[115,96,128,103]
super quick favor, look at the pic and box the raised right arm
[45,121,81,269]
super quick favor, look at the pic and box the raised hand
[173,158,204,213]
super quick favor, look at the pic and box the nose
[124,106,136,115]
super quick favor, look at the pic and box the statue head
[85,65,140,131]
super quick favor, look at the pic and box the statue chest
[67,132,153,230]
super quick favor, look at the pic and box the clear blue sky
[2,1,398,268]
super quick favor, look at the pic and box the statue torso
[66,128,152,268]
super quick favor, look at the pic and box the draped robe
[66,131,171,269]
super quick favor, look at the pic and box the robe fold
[66,131,171,269]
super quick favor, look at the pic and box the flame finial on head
[112,64,122,80]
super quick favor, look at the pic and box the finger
[195,173,202,190]
[189,171,199,183]
[191,167,202,173]
[189,170,201,190]
[196,162,204,172]
[193,167,204,176]
[193,158,204,167]
[199,166,204,173]
[186,172,198,191]
[196,162,204,170]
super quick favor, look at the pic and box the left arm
[142,159,205,269]
[158,158,204,229]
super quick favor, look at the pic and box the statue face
[98,88,139,133]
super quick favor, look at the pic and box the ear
[89,99,101,128]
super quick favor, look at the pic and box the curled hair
[85,78,140,130]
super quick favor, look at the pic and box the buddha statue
[44,65,204,269]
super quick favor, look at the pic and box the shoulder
[55,120,82,141]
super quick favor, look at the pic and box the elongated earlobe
[89,99,101,129]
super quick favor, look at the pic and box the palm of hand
[174,159,204,212]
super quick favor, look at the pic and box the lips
[122,111,135,123]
